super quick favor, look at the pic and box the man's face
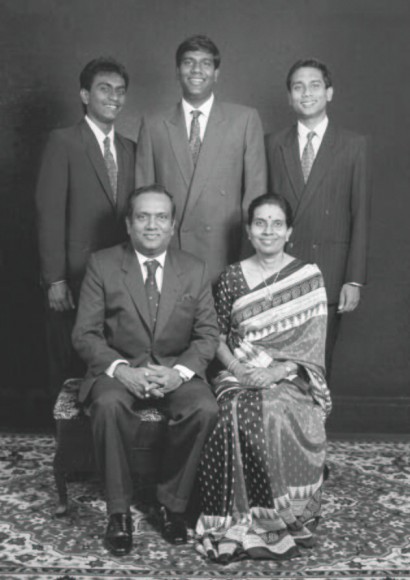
[177,50,219,106]
[80,72,126,129]
[126,193,175,257]
[288,67,333,123]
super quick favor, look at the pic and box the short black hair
[286,58,332,91]
[126,184,176,221]
[79,57,129,91]
[176,35,221,69]
[248,193,293,228]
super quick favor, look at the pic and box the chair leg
[53,450,68,516]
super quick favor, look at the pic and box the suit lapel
[281,125,305,206]
[154,251,182,339]
[183,101,228,219]
[80,120,115,209]
[295,122,338,222]
[165,104,194,189]
[122,245,152,332]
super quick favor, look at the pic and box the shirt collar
[135,250,167,269]
[85,115,115,146]
[298,116,329,140]
[182,93,214,120]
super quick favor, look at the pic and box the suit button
[288,242,293,248]
[312,244,318,249]
[220,189,226,196]
[325,210,329,215]
[205,225,212,232]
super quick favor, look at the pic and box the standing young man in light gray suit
[266,59,370,372]
[36,58,136,394]
[73,185,219,555]
[136,35,267,283]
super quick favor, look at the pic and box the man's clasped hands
[114,363,183,400]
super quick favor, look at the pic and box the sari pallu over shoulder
[221,261,331,419]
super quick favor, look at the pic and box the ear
[80,88,90,106]
[245,224,250,239]
[286,227,293,242]
[125,217,131,236]
[287,91,293,107]
[214,68,220,83]
[326,87,334,103]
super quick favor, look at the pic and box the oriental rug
[0,433,409,580]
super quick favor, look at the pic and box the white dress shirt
[297,116,329,160]
[106,251,194,380]
[182,93,214,141]
[85,115,117,163]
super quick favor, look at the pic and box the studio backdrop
[1,0,409,432]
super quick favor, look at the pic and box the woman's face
[247,203,292,258]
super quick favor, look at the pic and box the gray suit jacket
[136,100,267,282]
[72,243,219,402]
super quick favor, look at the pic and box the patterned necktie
[301,131,316,183]
[103,136,117,202]
[189,110,202,165]
[144,260,160,329]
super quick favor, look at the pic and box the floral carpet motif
[0,433,409,580]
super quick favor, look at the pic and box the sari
[195,259,331,562]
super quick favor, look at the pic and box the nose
[146,215,157,229]
[109,89,120,103]
[191,60,202,73]
[263,223,276,235]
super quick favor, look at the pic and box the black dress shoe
[159,505,187,545]
[104,513,133,556]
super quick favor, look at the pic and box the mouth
[188,78,205,85]
[301,100,316,107]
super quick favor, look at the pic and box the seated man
[72,184,219,556]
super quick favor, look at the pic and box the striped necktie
[301,131,316,183]
[103,136,118,202]
[189,110,202,165]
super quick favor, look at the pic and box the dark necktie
[103,136,118,202]
[189,110,202,165]
[144,260,160,329]
[301,131,316,183]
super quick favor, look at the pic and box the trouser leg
[326,304,341,382]
[157,378,218,513]
[45,303,84,398]
[88,375,139,515]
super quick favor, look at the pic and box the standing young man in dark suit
[136,35,267,283]
[266,59,370,372]
[36,57,136,394]
[73,185,219,555]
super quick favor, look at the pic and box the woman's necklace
[257,254,284,304]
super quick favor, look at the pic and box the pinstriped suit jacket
[266,122,370,305]
[135,101,267,283]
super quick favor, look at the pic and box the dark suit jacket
[36,120,136,294]
[135,101,267,282]
[266,122,370,304]
[72,244,219,403]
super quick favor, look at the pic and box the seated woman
[196,193,332,563]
